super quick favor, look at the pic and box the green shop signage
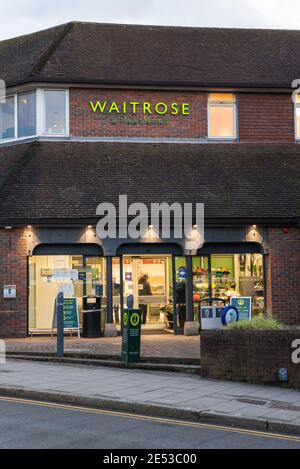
[52,297,80,337]
[230,297,252,321]
[90,100,190,115]
[89,99,190,125]
[121,309,142,365]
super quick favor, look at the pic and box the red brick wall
[201,330,300,388]
[70,88,207,139]
[0,228,28,338]
[238,93,294,143]
[267,227,300,325]
[70,88,295,142]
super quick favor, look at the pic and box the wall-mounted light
[87,225,92,228]
[27,225,32,229]
[4,226,12,230]
[252,224,257,228]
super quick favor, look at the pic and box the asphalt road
[0,397,299,449]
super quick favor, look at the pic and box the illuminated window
[295,94,300,139]
[208,93,236,139]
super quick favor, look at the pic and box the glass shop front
[28,250,264,335]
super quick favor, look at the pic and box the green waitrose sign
[90,100,190,116]
[230,297,252,321]
[121,309,142,365]
[53,298,79,330]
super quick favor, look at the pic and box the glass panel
[0,96,14,140]
[209,93,234,103]
[28,255,105,332]
[209,105,235,138]
[192,257,210,299]
[296,107,300,138]
[138,258,166,326]
[18,91,36,137]
[123,258,134,305]
[210,253,264,315]
[83,256,105,325]
[112,257,121,325]
[44,90,67,134]
[174,256,186,329]
[29,255,80,331]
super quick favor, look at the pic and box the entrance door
[123,256,169,331]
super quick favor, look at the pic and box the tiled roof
[1,22,300,88]
[0,141,300,223]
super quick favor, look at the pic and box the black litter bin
[82,296,101,338]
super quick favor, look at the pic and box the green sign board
[53,297,80,336]
[121,309,142,365]
[230,297,252,321]
[63,298,79,329]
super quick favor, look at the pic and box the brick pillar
[267,227,300,325]
[0,228,28,338]
[264,253,272,318]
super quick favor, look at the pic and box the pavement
[1,359,300,436]
[4,335,199,360]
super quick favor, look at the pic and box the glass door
[137,257,167,328]
[120,256,170,331]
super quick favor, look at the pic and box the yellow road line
[0,395,300,443]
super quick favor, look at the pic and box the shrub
[224,316,285,330]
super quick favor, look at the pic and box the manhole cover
[236,397,268,406]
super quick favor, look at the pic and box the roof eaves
[4,77,295,91]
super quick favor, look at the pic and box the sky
[1,0,300,40]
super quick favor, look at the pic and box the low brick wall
[201,330,300,388]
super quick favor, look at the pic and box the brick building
[0,22,300,338]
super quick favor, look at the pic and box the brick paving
[3,335,200,360]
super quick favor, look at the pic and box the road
[0,397,299,449]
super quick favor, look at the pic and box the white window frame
[0,90,38,143]
[207,93,237,140]
[294,98,300,140]
[0,87,69,144]
[39,88,69,137]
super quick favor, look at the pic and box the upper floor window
[295,94,300,139]
[43,89,68,135]
[18,91,36,138]
[208,93,236,139]
[0,88,69,143]
[0,96,15,140]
